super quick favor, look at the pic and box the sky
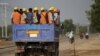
[0,0,92,26]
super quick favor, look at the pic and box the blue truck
[12,24,60,56]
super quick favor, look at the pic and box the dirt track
[0,34,100,56]
[59,34,100,56]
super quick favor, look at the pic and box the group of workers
[66,31,89,44]
[11,7,60,25]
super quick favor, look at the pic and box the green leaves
[86,0,100,32]
[61,19,75,34]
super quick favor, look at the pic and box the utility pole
[0,3,4,38]
[87,22,90,33]
[75,24,79,34]
[0,3,8,38]
[0,4,4,38]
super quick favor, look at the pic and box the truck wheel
[51,48,58,56]
[15,53,20,56]
[50,52,58,56]
[20,52,27,56]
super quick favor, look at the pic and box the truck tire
[15,53,20,56]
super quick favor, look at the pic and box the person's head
[26,9,29,13]
[13,7,18,12]
[49,7,55,12]
[33,7,38,13]
[18,8,23,14]
[53,8,58,13]
[57,9,60,15]
[41,7,46,12]
[34,10,38,13]
[29,8,32,12]
[22,8,27,13]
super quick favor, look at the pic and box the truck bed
[12,24,55,42]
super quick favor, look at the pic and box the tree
[61,19,75,34]
[86,0,100,32]
[79,26,87,33]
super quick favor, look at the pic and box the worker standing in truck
[40,8,47,24]
[25,9,29,24]
[33,7,40,24]
[57,9,60,25]
[26,8,33,24]
[11,7,21,24]
[53,8,60,26]
[21,8,27,24]
[48,7,54,24]
[19,8,23,15]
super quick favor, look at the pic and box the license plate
[26,30,40,38]
[29,34,38,38]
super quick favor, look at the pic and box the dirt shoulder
[59,34,100,56]
[0,40,14,49]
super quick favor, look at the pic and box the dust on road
[0,34,100,56]
[59,34,100,56]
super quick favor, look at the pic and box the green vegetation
[0,25,12,38]
[79,26,87,33]
[61,19,75,34]
[86,0,100,32]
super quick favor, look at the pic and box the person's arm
[49,13,53,21]
[54,13,58,20]
[11,12,14,24]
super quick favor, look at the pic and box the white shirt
[86,33,89,35]
[22,13,26,19]
[68,31,74,38]
[49,12,53,21]
[54,13,58,20]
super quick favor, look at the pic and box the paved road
[0,34,100,56]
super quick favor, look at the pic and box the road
[0,47,15,56]
[0,34,100,56]
[59,34,100,56]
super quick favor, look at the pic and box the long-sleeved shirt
[54,13,58,20]
[27,12,33,19]
[48,12,53,23]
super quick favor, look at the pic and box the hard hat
[14,7,18,10]
[40,7,45,11]
[22,8,26,11]
[49,8,52,11]
[49,7,55,11]
[51,7,55,10]
[33,7,38,10]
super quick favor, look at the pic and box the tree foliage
[79,26,87,33]
[86,0,100,32]
[61,19,75,34]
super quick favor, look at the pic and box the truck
[12,21,60,56]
